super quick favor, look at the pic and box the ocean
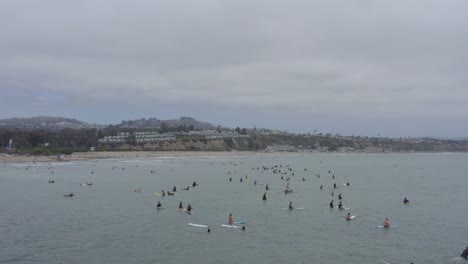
[1,153,467,264]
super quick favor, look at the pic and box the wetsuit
[461,247,468,258]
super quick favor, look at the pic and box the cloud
[1,0,467,136]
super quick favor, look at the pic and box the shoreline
[1,151,270,164]
[2,150,467,164]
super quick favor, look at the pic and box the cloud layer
[1,0,467,137]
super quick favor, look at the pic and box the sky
[1,0,467,138]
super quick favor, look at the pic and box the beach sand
[1,151,269,164]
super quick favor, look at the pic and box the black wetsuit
[461,247,468,258]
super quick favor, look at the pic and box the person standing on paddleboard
[228,213,233,225]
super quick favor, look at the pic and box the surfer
[187,204,192,212]
[157,201,162,209]
[228,213,233,225]
[262,192,267,201]
[173,186,177,192]
[330,200,334,208]
[64,193,74,197]
[240,178,243,183]
[192,181,198,187]
[320,185,323,190]
[346,213,352,220]
[338,193,342,200]
[266,184,269,191]
[403,197,410,204]
[383,218,390,228]
[288,202,293,210]
[346,182,350,186]
[229,177,232,182]
[333,183,337,189]
[338,201,343,209]
[179,201,183,210]
[254,180,257,185]
[161,190,166,196]
[460,246,468,258]
[302,177,305,181]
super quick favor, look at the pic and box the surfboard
[156,207,165,210]
[188,223,208,228]
[345,215,356,220]
[282,207,305,210]
[221,224,242,229]
[234,221,246,224]
[377,225,398,228]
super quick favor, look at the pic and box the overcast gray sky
[1,0,467,137]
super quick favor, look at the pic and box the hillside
[0,116,98,131]
[115,117,216,130]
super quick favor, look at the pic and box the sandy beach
[1,151,268,164]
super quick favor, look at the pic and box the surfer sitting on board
[262,192,267,201]
[403,197,409,204]
[289,202,293,210]
[187,204,192,212]
[460,246,468,258]
[338,201,343,209]
[330,200,334,208]
[383,218,390,228]
[179,201,183,210]
[228,213,233,225]
[157,201,162,209]
[346,213,352,220]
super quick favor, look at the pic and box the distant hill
[0,116,99,131]
[0,116,216,131]
[115,117,216,130]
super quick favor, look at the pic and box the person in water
[333,183,337,189]
[254,180,257,185]
[320,185,323,190]
[229,177,232,182]
[182,186,189,191]
[338,193,342,200]
[173,186,177,192]
[240,178,243,183]
[330,200,334,208]
[404,197,410,204]
[187,204,192,212]
[157,201,162,209]
[288,202,293,210]
[460,246,468,258]
[346,213,352,220]
[262,192,267,201]
[266,184,269,191]
[161,190,166,196]
[346,182,350,186]
[228,213,233,225]
[179,201,183,210]
[383,218,390,228]
[338,201,343,209]
[192,181,198,187]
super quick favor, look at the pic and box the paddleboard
[188,223,208,228]
[156,207,165,210]
[221,224,242,229]
[282,207,305,210]
[234,221,246,224]
[153,193,163,196]
[377,225,398,228]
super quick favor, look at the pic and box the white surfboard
[188,223,208,228]
[221,224,242,229]
[345,215,356,220]
[377,225,398,228]
[282,207,305,210]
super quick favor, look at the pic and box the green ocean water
[1,153,467,264]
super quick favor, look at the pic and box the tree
[160,122,169,133]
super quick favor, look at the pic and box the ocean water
[1,153,467,264]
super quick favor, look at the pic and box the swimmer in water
[403,197,409,204]
[383,218,390,228]
[345,213,352,220]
